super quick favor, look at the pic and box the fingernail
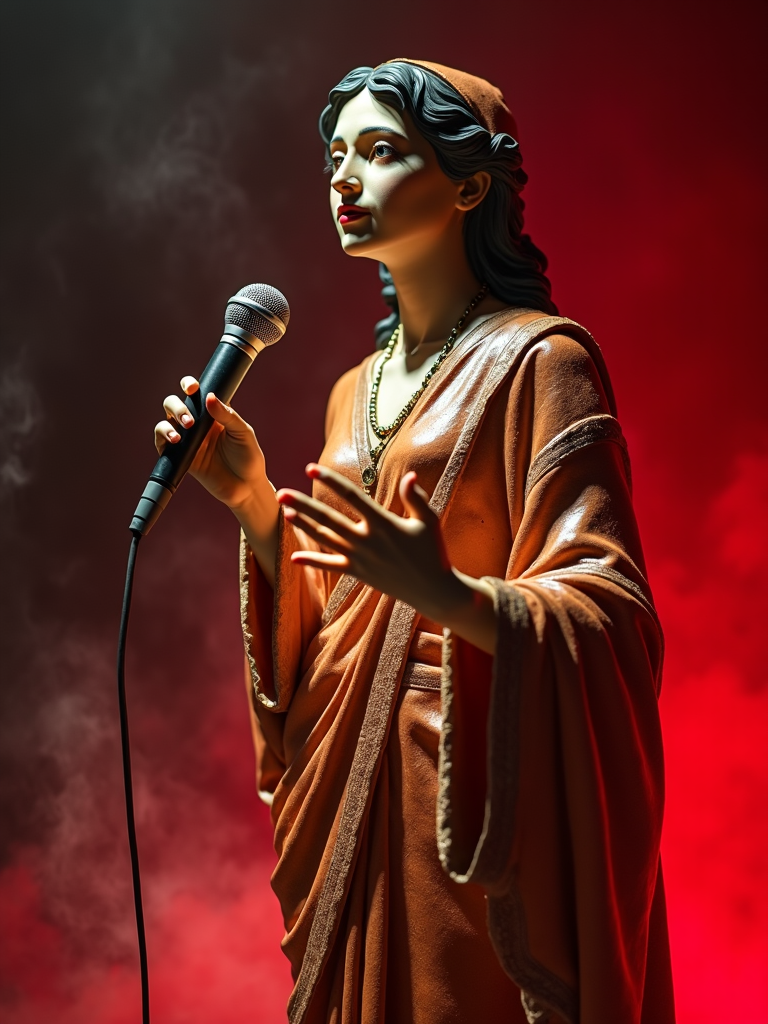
[181,414,193,426]
[283,507,296,519]
[169,429,180,441]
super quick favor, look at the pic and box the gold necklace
[362,284,489,491]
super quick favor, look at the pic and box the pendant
[362,466,376,488]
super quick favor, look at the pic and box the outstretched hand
[276,465,462,623]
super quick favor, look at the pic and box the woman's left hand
[276,464,459,621]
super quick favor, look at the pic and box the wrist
[226,467,273,513]
[229,480,279,543]
[421,568,491,628]
[422,569,497,655]
[449,569,496,621]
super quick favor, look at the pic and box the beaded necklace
[362,283,489,492]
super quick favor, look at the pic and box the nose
[331,155,362,198]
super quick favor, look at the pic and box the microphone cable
[115,283,289,1023]
[116,530,150,1023]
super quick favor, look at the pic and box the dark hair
[319,62,558,347]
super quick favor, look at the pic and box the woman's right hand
[154,376,268,511]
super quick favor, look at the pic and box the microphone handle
[130,338,254,536]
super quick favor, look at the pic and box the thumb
[400,471,435,523]
[205,392,252,437]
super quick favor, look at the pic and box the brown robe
[240,309,676,1024]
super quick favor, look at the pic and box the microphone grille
[225,284,291,346]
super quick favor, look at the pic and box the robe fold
[239,308,676,1024]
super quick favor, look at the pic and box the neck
[383,223,491,355]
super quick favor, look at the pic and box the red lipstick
[338,204,370,224]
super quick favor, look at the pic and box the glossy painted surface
[0,0,765,1021]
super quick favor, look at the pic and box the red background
[1,0,766,1020]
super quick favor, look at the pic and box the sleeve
[436,336,675,1024]
[240,515,328,714]
[239,513,328,800]
[239,370,355,800]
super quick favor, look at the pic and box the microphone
[129,283,290,536]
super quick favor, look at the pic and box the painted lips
[338,206,370,224]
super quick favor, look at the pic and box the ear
[456,171,492,211]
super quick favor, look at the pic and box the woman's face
[328,88,477,266]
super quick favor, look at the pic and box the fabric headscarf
[381,58,518,141]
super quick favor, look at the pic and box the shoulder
[485,310,617,418]
[324,353,377,438]
[526,330,606,384]
[327,364,359,405]
[513,327,618,448]
[473,309,598,362]
[327,353,376,408]
[490,310,596,361]
[464,311,618,441]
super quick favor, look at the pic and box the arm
[429,569,497,652]
[273,333,622,651]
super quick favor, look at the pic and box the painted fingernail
[181,414,193,426]
[168,429,180,441]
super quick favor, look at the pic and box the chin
[339,232,384,260]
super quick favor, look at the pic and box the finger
[204,393,253,438]
[180,376,200,395]
[154,420,181,454]
[305,463,377,517]
[400,471,435,522]
[290,550,351,572]
[277,488,359,540]
[162,394,195,429]
[282,506,354,554]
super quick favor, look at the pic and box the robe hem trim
[438,576,580,1024]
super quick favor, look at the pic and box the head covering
[381,58,518,141]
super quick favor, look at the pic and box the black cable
[116,531,150,1023]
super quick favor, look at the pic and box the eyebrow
[330,125,408,144]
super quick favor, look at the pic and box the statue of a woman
[155,59,675,1024]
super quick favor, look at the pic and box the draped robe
[239,309,676,1024]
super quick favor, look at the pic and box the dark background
[1,1,766,1020]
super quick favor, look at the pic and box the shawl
[240,310,675,1023]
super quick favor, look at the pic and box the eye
[325,151,345,174]
[371,141,397,161]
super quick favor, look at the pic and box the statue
[155,59,675,1024]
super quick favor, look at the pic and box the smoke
[652,451,768,1022]
[0,359,42,499]
[0,536,293,1021]
[0,6,313,1018]
[88,56,271,271]
[2,447,764,1023]
[1,0,766,1020]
